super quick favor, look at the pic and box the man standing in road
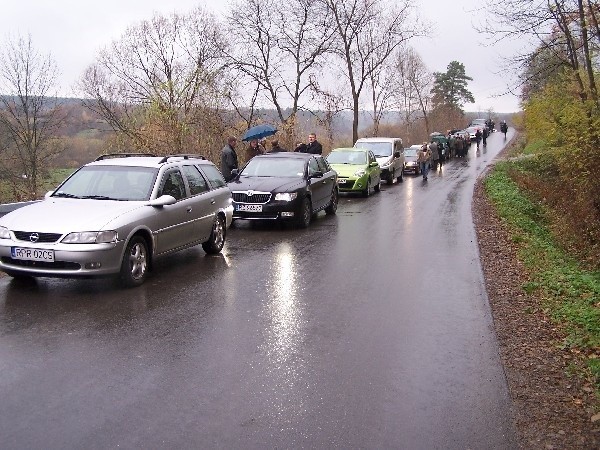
[306,133,323,154]
[221,136,239,182]
[428,140,439,171]
[417,142,431,180]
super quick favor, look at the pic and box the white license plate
[338,179,347,184]
[236,204,263,212]
[11,247,55,262]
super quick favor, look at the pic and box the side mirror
[310,171,323,179]
[370,162,379,168]
[394,151,401,158]
[148,195,177,207]
[231,168,239,177]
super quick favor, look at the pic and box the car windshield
[327,151,367,165]
[355,142,392,157]
[404,148,418,157]
[53,166,158,201]
[240,157,306,178]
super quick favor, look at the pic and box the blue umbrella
[241,124,277,142]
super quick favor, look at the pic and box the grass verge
[483,157,600,397]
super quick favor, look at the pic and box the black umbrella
[241,124,277,142]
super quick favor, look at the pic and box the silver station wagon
[0,154,233,287]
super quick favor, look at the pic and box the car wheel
[325,188,338,215]
[120,235,149,288]
[297,197,312,228]
[363,179,371,197]
[374,179,381,192]
[202,214,226,254]
[387,169,394,185]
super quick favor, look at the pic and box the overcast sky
[2,0,523,112]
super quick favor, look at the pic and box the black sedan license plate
[236,204,263,212]
[11,247,55,262]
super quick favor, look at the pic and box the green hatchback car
[326,147,381,197]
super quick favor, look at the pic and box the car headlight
[354,169,366,177]
[0,226,11,239]
[274,192,297,202]
[61,230,118,244]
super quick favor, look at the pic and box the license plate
[11,247,55,262]
[338,179,347,184]
[236,204,263,212]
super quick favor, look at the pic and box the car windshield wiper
[80,195,120,200]
[53,192,81,199]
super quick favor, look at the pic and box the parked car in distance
[326,147,381,197]
[464,126,479,140]
[0,154,233,287]
[403,145,421,175]
[353,137,404,185]
[228,152,338,228]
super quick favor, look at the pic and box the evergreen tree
[431,61,474,110]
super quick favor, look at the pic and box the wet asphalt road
[0,131,518,449]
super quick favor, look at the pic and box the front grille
[13,231,62,243]
[232,192,271,204]
[1,257,80,270]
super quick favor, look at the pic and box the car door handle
[187,207,193,213]
[210,199,216,204]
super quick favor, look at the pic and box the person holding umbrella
[221,136,239,182]
[246,139,265,161]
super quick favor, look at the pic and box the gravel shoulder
[472,158,600,449]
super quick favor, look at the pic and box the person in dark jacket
[294,142,307,153]
[306,133,323,154]
[475,129,482,149]
[220,136,238,182]
[269,140,286,153]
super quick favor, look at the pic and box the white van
[354,137,404,184]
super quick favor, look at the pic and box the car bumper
[403,163,419,173]
[232,198,302,221]
[336,176,367,192]
[0,239,126,277]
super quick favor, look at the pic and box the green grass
[484,160,600,390]
[0,168,75,203]
[42,168,75,193]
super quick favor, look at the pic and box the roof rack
[158,154,206,163]
[94,153,156,161]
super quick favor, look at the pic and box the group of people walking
[220,132,323,182]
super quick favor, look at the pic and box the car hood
[329,163,366,177]
[0,198,145,233]
[375,156,393,166]
[228,176,305,193]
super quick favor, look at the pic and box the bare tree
[225,0,333,143]
[481,0,599,108]
[0,34,66,200]
[78,7,229,157]
[324,0,420,143]
[366,57,396,137]
[392,47,434,137]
